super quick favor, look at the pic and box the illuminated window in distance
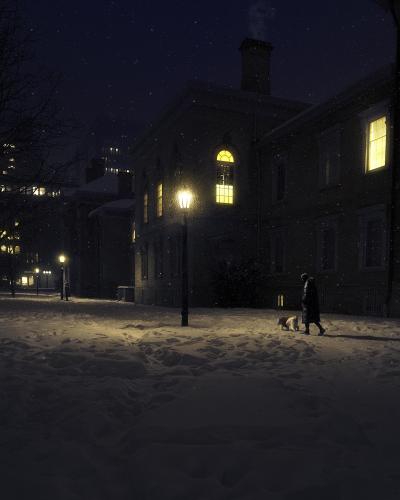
[217,150,235,163]
[216,185,233,204]
[156,183,163,217]
[367,116,387,171]
[216,149,234,205]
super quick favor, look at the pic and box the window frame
[141,244,148,280]
[358,206,387,271]
[270,229,286,275]
[272,151,287,203]
[318,126,341,188]
[360,102,390,175]
[214,147,237,205]
[143,191,149,224]
[316,217,338,273]
[156,182,163,218]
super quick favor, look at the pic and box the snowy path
[1,297,400,499]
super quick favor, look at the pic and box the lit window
[367,116,387,172]
[0,245,6,252]
[277,294,285,308]
[21,276,28,286]
[216,149,235,205]
[143,192,148,223]
[216,184,233,204]
[217,150,235,163]
[38,187,46,196]
[156,183,163,217]
[132,222,136,243]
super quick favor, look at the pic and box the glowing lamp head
[59,254,66,264]
[35,267,40,274]
[177,189,193,211]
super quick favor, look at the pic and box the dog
[277,315,299,332]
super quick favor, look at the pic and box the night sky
[22,0,396,139]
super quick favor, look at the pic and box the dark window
[154,239,163,279]
[321,227,336,271]
[365,219,383,268]
[271,232,285,274]
[319,129,341,187]
[276,162,286,201]
[141,245,148,280]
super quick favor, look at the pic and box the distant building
[64,169,135,299]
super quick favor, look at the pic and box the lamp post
[58,254,66,300]
[35,267,40,296]
[177,188,193,327]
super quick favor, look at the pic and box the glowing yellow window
[21,276,28,286]
[277,294,285,307]
[367,116,387,171]
[156,183,163,217]
[217,150,235,163]
[143,192,148,223]
[216,149,235,205]
[216,185,233,204]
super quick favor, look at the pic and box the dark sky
[22,0,395,138]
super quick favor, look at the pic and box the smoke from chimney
[248,1,276,41]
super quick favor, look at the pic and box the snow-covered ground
[1,296,400,499]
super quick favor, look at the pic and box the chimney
[239,38,273,95]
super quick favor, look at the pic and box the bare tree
[0,0,78,295]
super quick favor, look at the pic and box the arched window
[216,149,235,204]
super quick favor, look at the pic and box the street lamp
[177,188,193,327]
[58,254,66,301]
[34,267,40,296]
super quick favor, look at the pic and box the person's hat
[300,273,308,281]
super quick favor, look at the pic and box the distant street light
[177,188,193,327]
[34,267,40,296]
[58,254,66,300]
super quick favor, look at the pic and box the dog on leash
[277,315,299,332]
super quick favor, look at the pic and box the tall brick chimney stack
[239,38,273,95]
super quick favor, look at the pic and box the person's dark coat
[302,277,320,323]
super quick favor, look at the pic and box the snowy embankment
[1,296,400,499]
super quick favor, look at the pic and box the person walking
[301,273,325,336]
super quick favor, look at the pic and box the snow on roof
[78,173,119,194]
[89,198,134,217]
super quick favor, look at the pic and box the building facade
[258,66,394,315]
[131,39,308,306]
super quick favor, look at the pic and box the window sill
[364,165,388,175]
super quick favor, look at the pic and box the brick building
[131,39,308,306]
[258,65,394,315]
